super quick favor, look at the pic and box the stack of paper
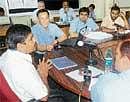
[84,31,113,44]
[66,66,104,90]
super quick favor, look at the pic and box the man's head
[37,0,45,10]
[37,9,49,27]
[115,40,130,72]
[0,7,5,16]
[79,7,89,22]
[89,4,95,12]
[6,24,36,53]
[110,5,120,21]
[62,0,69,11]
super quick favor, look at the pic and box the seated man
[91,39,130,102]
[32,9,67,63]
[126,11,130,25]
[32,0,52,24]
[88,4,96,20]
[59,0,75,24]
[0,24,52,101]
[69,7,99,38]
[101,5,129,33]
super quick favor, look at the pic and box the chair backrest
[0,70,21,102]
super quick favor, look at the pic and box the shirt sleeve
[87,18,99,31]
[31,25,39,43]
[101,16,108,27]
[91,72,118,102]
[12,62,48,100]
[53,24,64,37]
[69,19,77,33]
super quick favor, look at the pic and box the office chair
[0,70,21,102]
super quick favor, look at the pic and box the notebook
[51,56,78,70]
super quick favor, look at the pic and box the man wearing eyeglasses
[69,7,99,38]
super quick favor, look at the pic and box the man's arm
[37,44,53,52]
[37,58,52,101]
[119,12,129,29]
[101,26,116,33]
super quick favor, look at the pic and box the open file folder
[51,56,78,70]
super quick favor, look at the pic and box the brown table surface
[47,46,105,100]
[47,36,130,100]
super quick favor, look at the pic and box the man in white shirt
[101,5,129,33]
[91,39,130,102]
[0,24,51,101]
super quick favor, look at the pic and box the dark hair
[63,0,69,4]
[37,0,44,3]
[6,24,31,49]
[89,4,95,9]
[111,5,120,13]
[0,7,5,16]
[79,7,89,15]
[120,40,130,58]
[37,9,49,17]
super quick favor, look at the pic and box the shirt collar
[6,49,32,63]
[119,69,130,78]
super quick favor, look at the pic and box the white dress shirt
[0,49,48,101]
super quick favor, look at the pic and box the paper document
[88,66,104,91]
[66,70,84,82]
[84,31,113,44]
[86,32,113,40]
[66,66,104,90]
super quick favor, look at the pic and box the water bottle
[104,48,113,72]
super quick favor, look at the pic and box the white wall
[79,0,105,19]
[79,0,130,19]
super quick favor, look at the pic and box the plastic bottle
[104,48,113,72]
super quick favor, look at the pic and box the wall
[78,0,130,19]
[0,0,9,15]
[0,0,130,25]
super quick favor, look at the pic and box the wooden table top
[47,47,105,100]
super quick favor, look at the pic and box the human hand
[37,58,52,79]
[46,45,54,51]
[119,12,126,20]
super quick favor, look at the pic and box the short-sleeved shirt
[101,15,125,30]
[69,17,98,35]
[89,11,96,20]
[32,23,64,45]
[59,8,75,23]
[91,69,130,102]
[0,50,48,101]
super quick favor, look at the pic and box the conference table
[46,31,130,101]
[46,38,126,101]
[0,24,130,101]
